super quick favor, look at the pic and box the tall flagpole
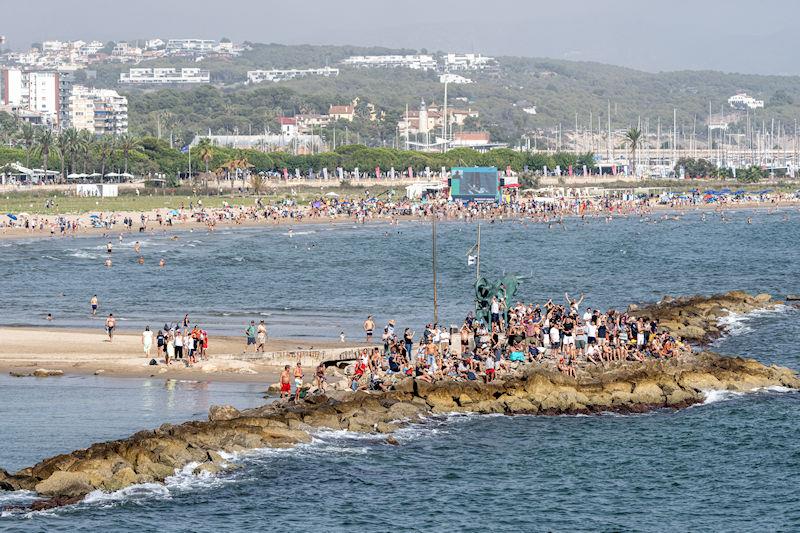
[476,223,481,282]
[432,214,438,324]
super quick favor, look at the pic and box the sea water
[0,208,798,531]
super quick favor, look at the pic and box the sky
[3,0,799,75]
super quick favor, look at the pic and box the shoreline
[0,327,362,384]
[1,291,799,509]
[0,199,798,242]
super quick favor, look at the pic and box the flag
[180,145,190,154]
[375,166,381,179]
[467,255,476,266]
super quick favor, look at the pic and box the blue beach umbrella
[89,214,100,219]
[6,213,17,221]
[168,209,180,216]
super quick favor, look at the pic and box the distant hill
[95,43,800,146]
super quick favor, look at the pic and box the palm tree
[77,129,94,173]
[20,122,35,168]
[56,128,78,181]
[35,128,54,181]
[97,135,115,181]
[116,134,140,174]
[623,127,643,177]
[197,141,214,193]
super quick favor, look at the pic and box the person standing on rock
[105,314,116,342]
[279,365,291,400]
[294,362,304,401]
[315,363,327,393]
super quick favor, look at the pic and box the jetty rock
[0,292,796,508]
[631,290,783,343]
[1,354,797,505]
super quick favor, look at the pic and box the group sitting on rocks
[346,295,690,391]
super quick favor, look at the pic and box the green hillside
[90,43,800,146]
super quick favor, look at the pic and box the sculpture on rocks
[475,275,520,325]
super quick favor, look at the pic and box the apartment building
[165,39,217,54]
[66,86,128,135]
[120,67,210,84]
[342,54,437,70]
[247,67,339,83]
[1,68,61,126]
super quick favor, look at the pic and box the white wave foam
[82,482,170,506]
[716,304,793,340]
[700,389,745,405]
[68,250,98,259]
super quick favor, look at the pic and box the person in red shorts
[279,365,291,399]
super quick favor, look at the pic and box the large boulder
[35,471,94,498]
[102,467,138,492]
[679,371,723,391]
[209,405,241,422]
[631,381,665,405]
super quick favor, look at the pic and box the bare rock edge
[2,291,798,510]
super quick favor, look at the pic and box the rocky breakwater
[2,354,798,509]
[630,290,785,343]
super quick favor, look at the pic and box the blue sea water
[0,208,798,531]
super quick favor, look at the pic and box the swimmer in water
[134,241,141,253]
[159,258,166,267]
[104,258,112,267]
[106,241,113,253]
[137,256,145,265]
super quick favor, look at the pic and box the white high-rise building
[67,86,128,135]
[1,68,61,126]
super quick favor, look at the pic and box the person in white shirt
[142,326,153,357]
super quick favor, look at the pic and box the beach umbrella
[6,213,17,220]
[324,192,339,197]
[87,172,101,178]
[89,214,100,219]
[168,209,180,216]
[17,212,29,217]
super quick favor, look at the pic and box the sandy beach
[0,198,798,241]
[0,327,357,383]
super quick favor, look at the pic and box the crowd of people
[345,294,688,391]
[3,188,798,237]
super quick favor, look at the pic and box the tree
[56,128,78,180]
[116,134,140,174]
[197,141,214,192]
[20,122,35,168]
[97,136,115,180]
[77,130,94,173]
[623,127,643,176]
[35,128,54,180]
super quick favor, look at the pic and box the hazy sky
[4,0,799,75]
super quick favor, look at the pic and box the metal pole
[432,214,438,324]
[476,223,481,282]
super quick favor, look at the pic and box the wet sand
[0,327,357,383]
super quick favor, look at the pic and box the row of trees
[0,116,143,179]
[0,114,596,181]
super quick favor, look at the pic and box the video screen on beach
[461,171,497,196]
